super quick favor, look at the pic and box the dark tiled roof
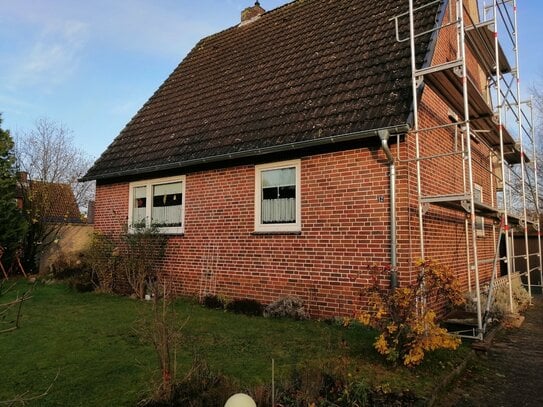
[28,181,82,224]
[83,0,440,181]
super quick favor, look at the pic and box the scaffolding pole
[512,0,532,300]
[529,98,543,291]
[398,0,537,340]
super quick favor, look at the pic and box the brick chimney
[241,1,265,25]
[17,171,28,184]
[87,200,95,224]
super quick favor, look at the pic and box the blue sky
[1,0,542,160]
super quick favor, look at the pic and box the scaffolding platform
[465,21,512,76]
[424,69,522,164]
[421,194,499,218]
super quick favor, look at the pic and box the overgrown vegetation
[49,254,95,292]
[142,357,237,407]
[355,260,464,367]
[201,295,265,317]
[201,294,227,310]
[46,224,167,299]
[225,298,264,316]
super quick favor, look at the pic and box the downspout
[378,129,398,289]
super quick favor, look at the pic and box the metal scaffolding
[395,0,541,340]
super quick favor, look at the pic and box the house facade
[83,0,528,318]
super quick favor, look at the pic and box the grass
[0,280,471,406]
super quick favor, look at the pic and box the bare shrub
[137,280,186,404]
[0,280,33,333]
[120,224,167,299]
[467,281,532,318]
[263,296,307,320]
[84,232,117,293]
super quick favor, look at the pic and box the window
[473,184,484,237]
[128,176,185,234]
[255,160,301,232]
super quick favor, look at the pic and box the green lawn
[0,280,470,406]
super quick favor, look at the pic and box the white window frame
[473,183,485,237]
[128,175,186,234]
[255,159,301,233]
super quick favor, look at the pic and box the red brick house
[82,0,535,325]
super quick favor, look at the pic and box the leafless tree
[502,82,543,220]
[16,117,95,209]
[521,82,543,216]
[15,118,95,272]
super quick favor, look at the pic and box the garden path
[437,295,543,406]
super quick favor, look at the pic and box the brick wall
[94,0,500,318]
[96,146,397,318]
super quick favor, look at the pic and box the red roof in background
[21,181,82,224]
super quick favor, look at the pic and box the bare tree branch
[16,117,95,209]
[0,370,59,406]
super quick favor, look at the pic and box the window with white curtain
[255,160,301,232]
[128,176,185,234]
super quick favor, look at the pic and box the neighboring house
[82,0,537,324]
[16,172,93,273]
[16,172,82,224]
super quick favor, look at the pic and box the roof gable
[84,0,440,181]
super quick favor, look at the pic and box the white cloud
[5,19,89,91]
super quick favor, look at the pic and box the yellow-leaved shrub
[356,260,464,367]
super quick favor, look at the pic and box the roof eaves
[80,123,410,182]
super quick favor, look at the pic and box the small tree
[0,114,28,270]
[356,260,464,367]
[136,280,186,403]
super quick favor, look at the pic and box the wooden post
[14,248,27,278]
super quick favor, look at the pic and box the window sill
[127,227,184,236]
[251,231,302,236]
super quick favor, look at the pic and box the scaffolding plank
[424,69,522,164]
[425,69,493,121]
[420,194,531,226]
[420,194,500,219]
[465,22,512,77]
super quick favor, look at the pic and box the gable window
[128,176,185,234]
[473,184,484,237]
[255,160,301,232]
